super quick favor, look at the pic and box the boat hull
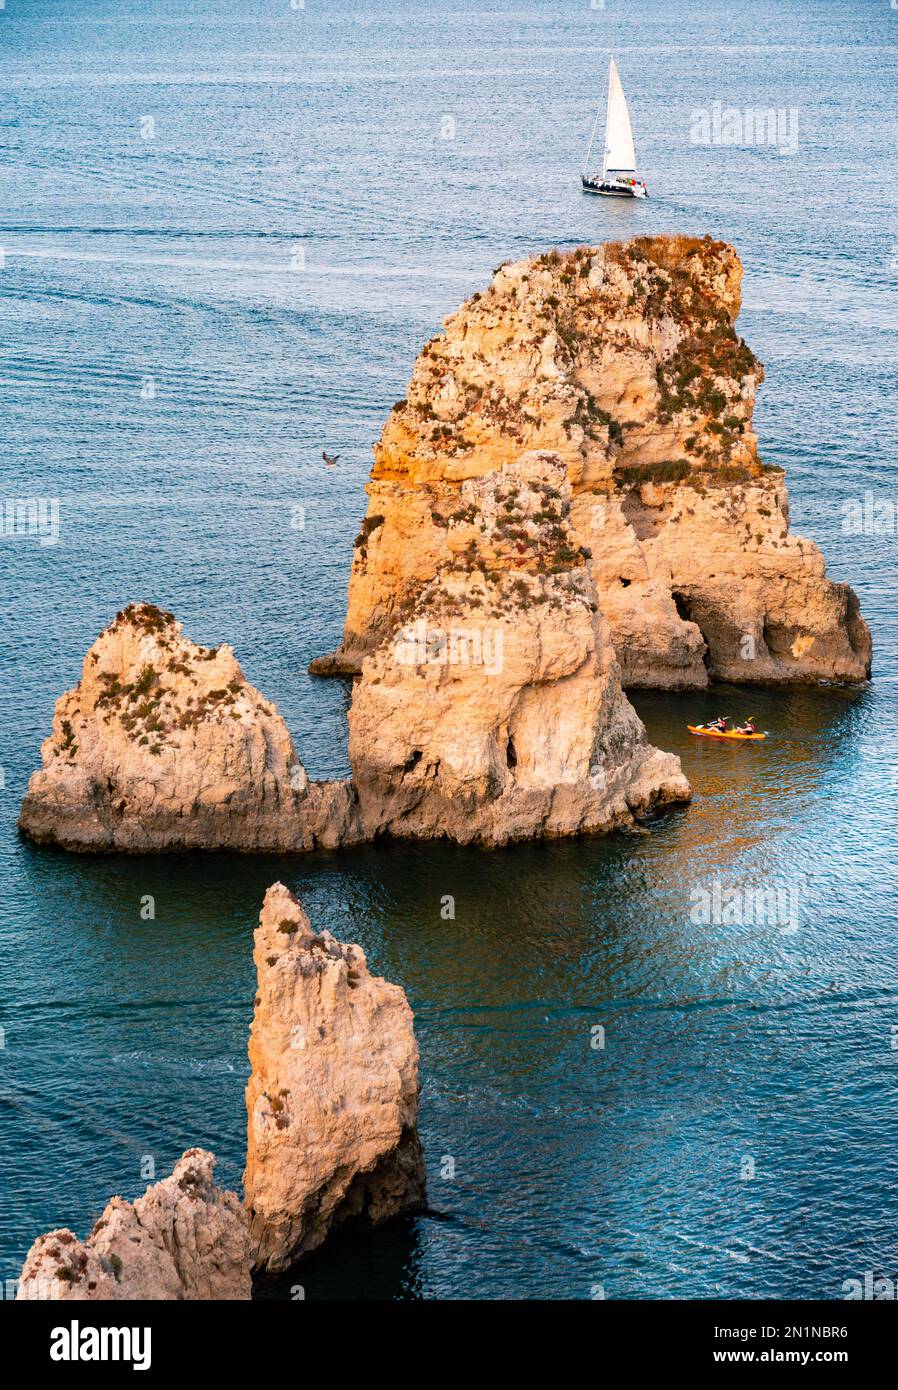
[687,726,766,741]
[581,177,647,199]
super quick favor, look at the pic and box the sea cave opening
[672,590,712,672]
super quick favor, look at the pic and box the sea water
[1,0,897,1299]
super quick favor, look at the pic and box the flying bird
[322,451,340,467]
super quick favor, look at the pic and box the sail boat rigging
[582,57,648,199]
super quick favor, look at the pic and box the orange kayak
[687,725,766,741]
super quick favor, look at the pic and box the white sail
[603,58,637,175]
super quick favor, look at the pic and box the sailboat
[582,57,648,199]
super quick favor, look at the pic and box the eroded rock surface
[349,452,690,845]
[244,883,425,1273]
[17,1149,251,1301]
[18,603,360,851]
[315,235,870,687]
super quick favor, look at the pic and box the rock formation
[313,235,870,688]
[30,239,853,854]
[20,576,688,852]
[348,451,690,845]
[16,885,427,1297]
[18,602,360,852]
[17,1150,251,1301]
[245,883,425,1272]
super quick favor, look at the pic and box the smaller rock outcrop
[348,452,690,846]
[17,1150,251,1301]
[245,883,425,1273]
[18,603,359,852]
[592,472,872,687]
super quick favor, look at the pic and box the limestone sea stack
[18,602,359,852]
[314,235,870,688]
[245,883,425,1273]
[17,1150,251,1301]
[348,452,691,845]
[16,886,426,1298]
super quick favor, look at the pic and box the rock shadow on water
[252,1212,424,1301]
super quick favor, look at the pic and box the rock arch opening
[672,590,712,672]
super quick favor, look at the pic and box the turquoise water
[1,0,897,1299]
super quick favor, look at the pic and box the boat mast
[602,57,613,178]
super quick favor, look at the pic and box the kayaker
[736,718,756,734]
[712,715,728,732]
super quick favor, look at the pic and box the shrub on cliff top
[114,602,175,634]
[707,462,758,485]
[617,459,692,486]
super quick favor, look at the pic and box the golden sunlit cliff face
[314,235,870,688]
[347,452,691,847]
[18,603,361,853]
[245,883,425,1272]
